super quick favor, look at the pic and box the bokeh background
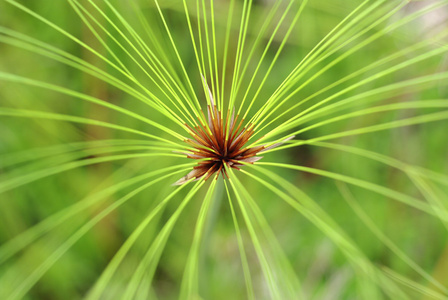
[1,0,448,299]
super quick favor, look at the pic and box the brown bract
[174,79,293,185]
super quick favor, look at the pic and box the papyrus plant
[0,0,447,299]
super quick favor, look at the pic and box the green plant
[0,0,447,299]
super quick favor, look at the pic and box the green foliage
[1,0,447,299]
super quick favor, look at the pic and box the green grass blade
[224,180,255,300]
[227,166,282,299]
[2,168,189,300]
[256,162,448,221]
[119,180,205,300]
[0,163,194,265]
[179,179,217,300]
[337,182,448,293]
[244,164,412,299]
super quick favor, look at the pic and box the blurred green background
[1,0,448,299]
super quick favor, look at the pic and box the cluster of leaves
[0,0,447,299]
